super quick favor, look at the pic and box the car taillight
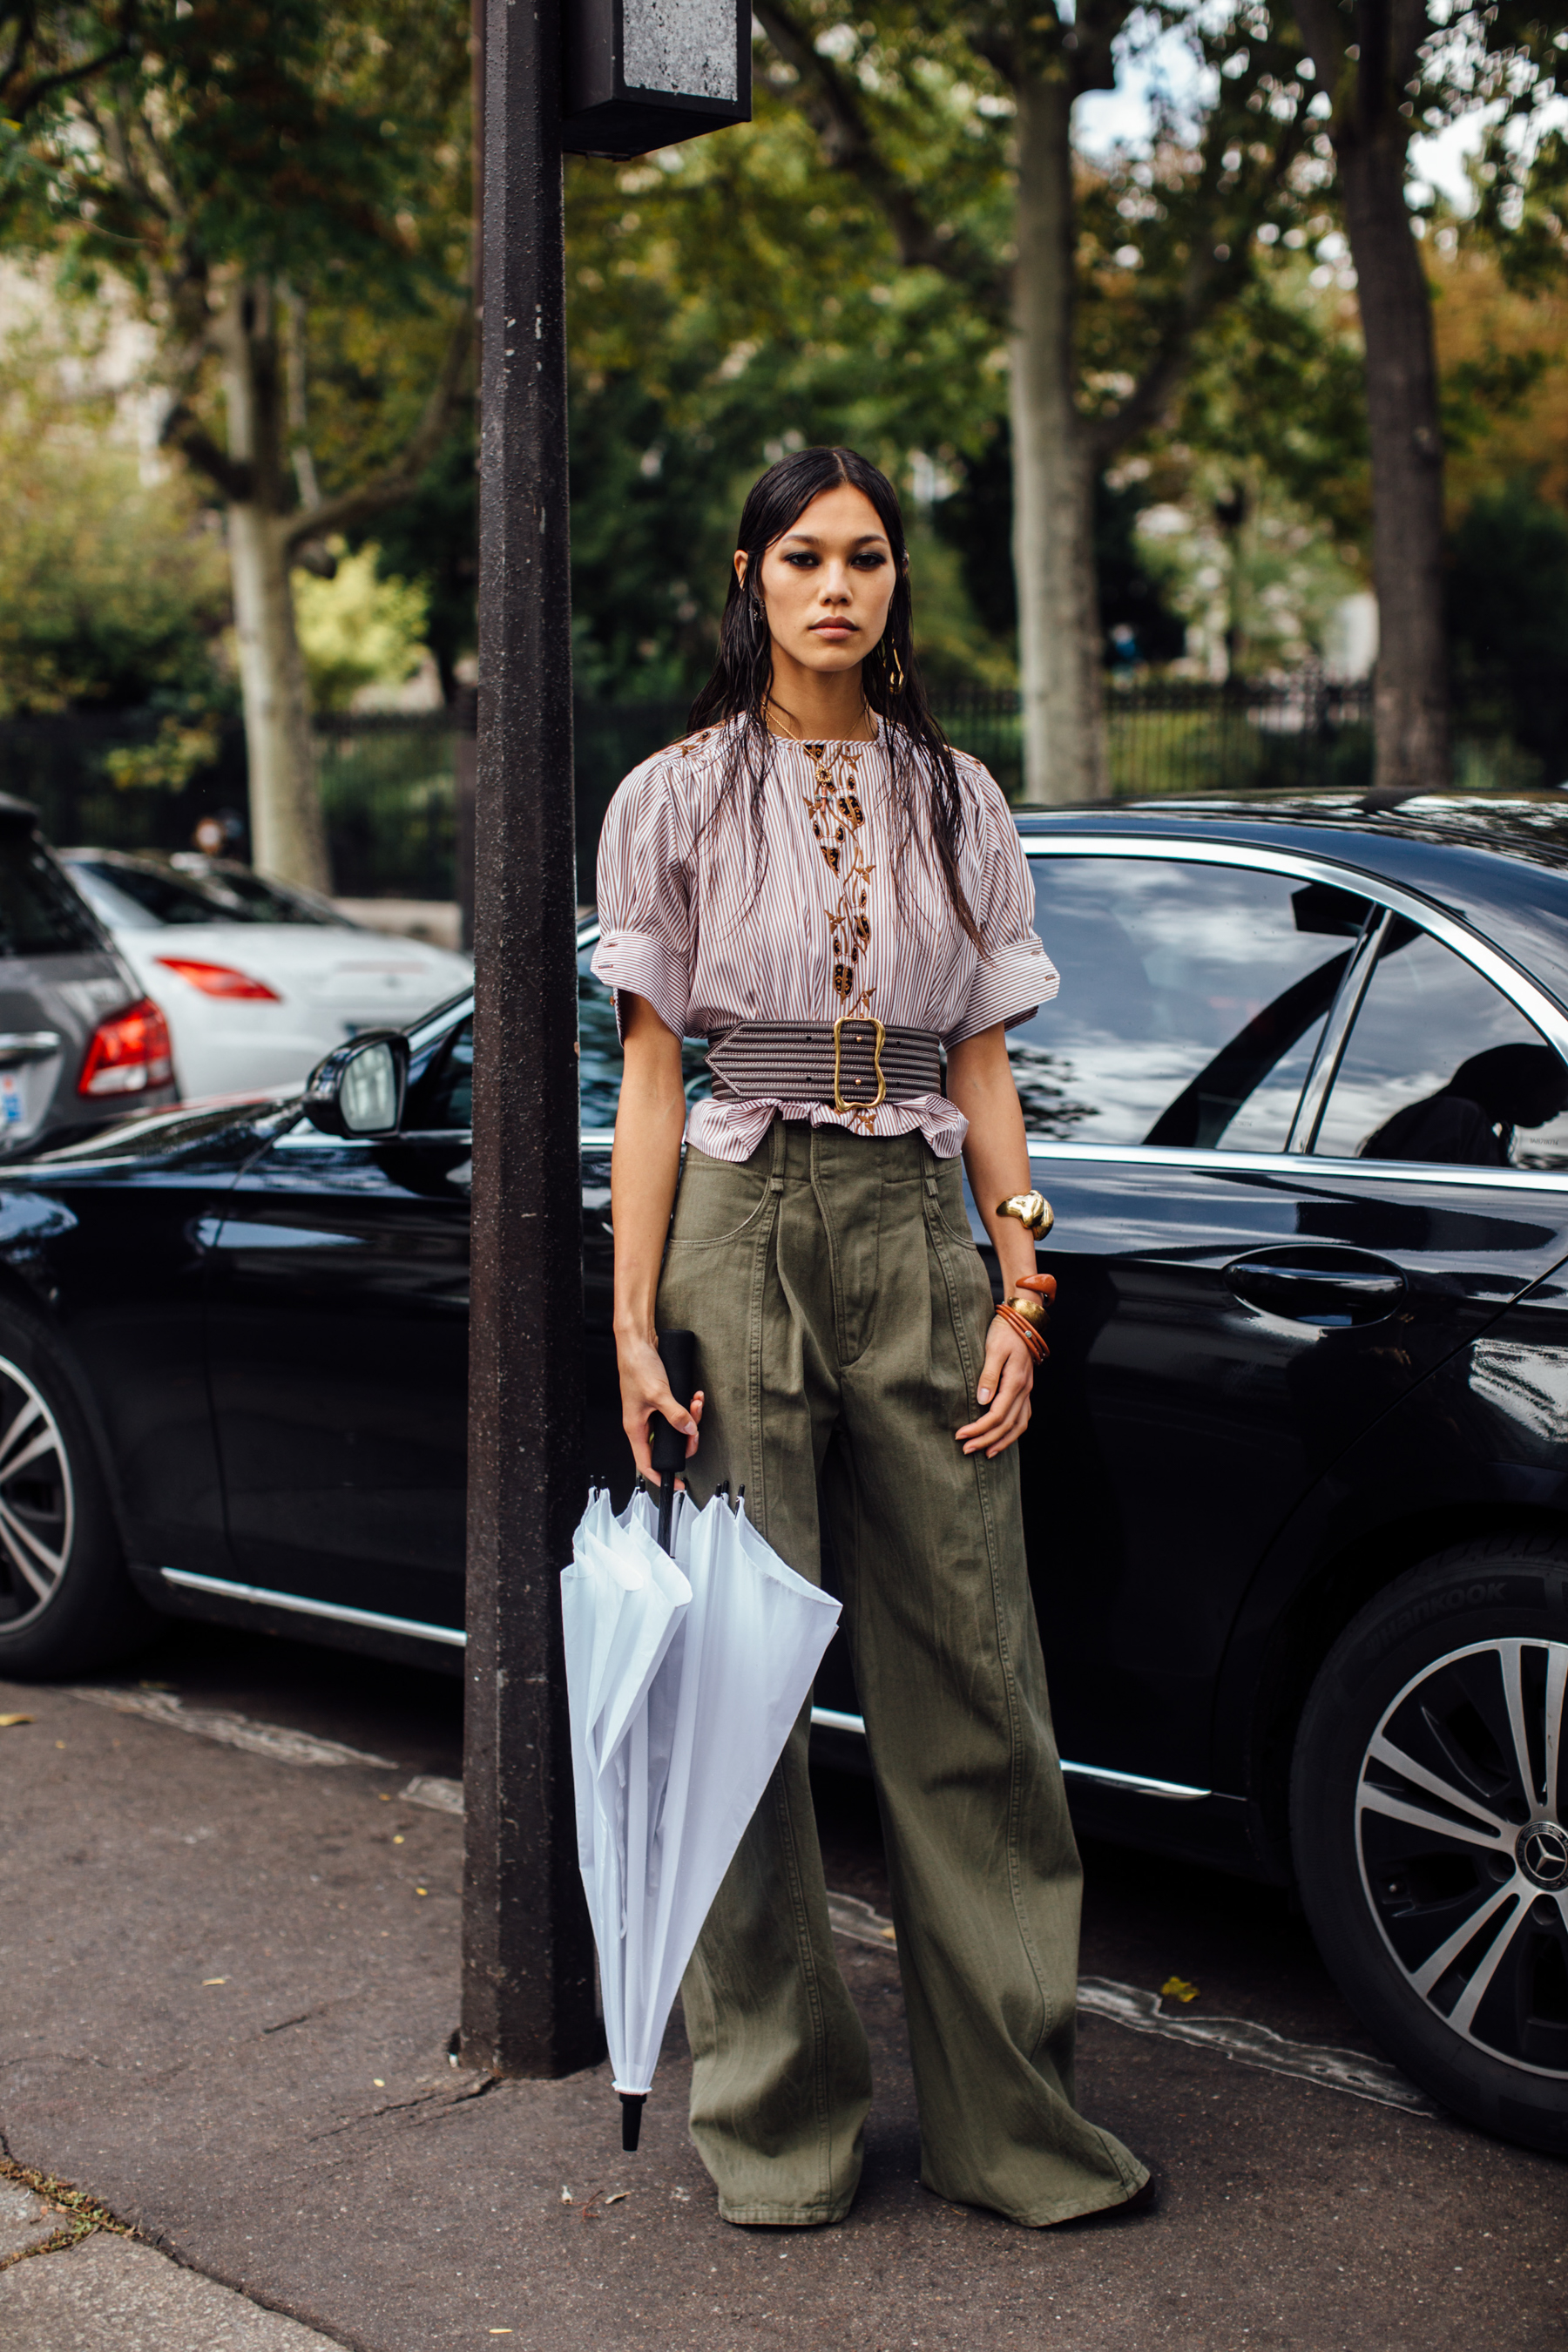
[154,956,280,1002]
[78,998,175,1097]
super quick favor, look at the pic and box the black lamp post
[461,0,750,2076]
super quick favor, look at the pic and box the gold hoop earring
[888,645,905,695]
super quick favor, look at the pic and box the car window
[64,858,340,929]
[403,1014,473,1131]
[0,835,104,956]
[1312,926,1568,1169]
[578,946,711,1132]
[579,955,625,1132]
[175,863,343,925]
[1015,856,1370,1152]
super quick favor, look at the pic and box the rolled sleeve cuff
[946,938,1059,1048]
[589,930,691,1044]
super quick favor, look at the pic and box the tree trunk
[1337,135,1449,794]
[1010,74,1107,804]
[217,280,333,891]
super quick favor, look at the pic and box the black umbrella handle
[649,1328,697,1557]
[648,1328,697,1479]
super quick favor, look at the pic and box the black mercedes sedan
[1,791,1566,2159]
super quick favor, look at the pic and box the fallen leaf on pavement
[0,1713,32,1728]
[605,2192,629,2207]
[1160,1977,1200,2004]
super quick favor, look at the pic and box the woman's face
[737,483,899,680]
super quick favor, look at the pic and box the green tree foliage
[556,10,1328,713]
[930,429,1189,662]
[0,441,227,716]
[0,328,228,715]
[563,91,1007,699]
[354,425,476,700]
[4,0,473,884]
[1447,482,1568,779]
[293,540,428,710]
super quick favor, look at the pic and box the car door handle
[1224,1250,1406,1328]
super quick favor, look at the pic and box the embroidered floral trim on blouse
[803,742,878,1128]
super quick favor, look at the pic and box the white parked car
[59,850,472,1102]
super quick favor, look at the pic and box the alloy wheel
[1357,1636,1568,2080]
[0,1355,75,1631]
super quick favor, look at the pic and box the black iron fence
[0,708,465,902]
[3,671,1561,907]
[571,676,1382,865]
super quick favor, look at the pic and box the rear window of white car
[65,859,341,929]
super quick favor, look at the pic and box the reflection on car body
[1361,1043,1568,1166]
[2,792,1568,2153]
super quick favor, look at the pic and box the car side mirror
[301,1033,409,1137]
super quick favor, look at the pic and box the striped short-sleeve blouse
[591,718,1058,1162]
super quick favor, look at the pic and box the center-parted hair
[686,446,982,950]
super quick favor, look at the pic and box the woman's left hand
[956,1315,1036,1457]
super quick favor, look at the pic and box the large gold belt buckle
[833,1016,887,1113]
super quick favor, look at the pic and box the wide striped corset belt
[706,1017,943,1113]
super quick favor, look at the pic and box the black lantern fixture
[562,0,751,156]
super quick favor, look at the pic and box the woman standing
[592,447,1148,2229]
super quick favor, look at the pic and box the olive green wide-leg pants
[655,1119,1147,2228]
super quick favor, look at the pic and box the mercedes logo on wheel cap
[1517,1821,1568,1889]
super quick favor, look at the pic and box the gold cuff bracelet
[997,1190,1053,1238]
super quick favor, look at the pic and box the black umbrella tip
[620,2092,646,2152]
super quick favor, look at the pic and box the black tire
[1292,1536,1568,2155]
[0,1301,150,1679]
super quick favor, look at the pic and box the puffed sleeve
[945,767,1059,1045]
[591,750,696,1041]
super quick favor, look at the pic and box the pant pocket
[931,1159,981,1246]
[666,1153,774,1249]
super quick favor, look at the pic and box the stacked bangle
[994,1300,1049,1362]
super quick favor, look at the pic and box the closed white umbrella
[561,1481,841,2146]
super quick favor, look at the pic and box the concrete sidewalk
[3,2217,341,2350]
[2,1673,1564,2352]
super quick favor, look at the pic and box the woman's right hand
[617,1332,704,1486]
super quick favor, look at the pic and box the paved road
[2,1620,1564,2350]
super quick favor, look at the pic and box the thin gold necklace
[765,695,875,745]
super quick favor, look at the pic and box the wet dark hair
[686,446,981,949]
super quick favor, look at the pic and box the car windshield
[0,833,105,957]
[64,857,343,930]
